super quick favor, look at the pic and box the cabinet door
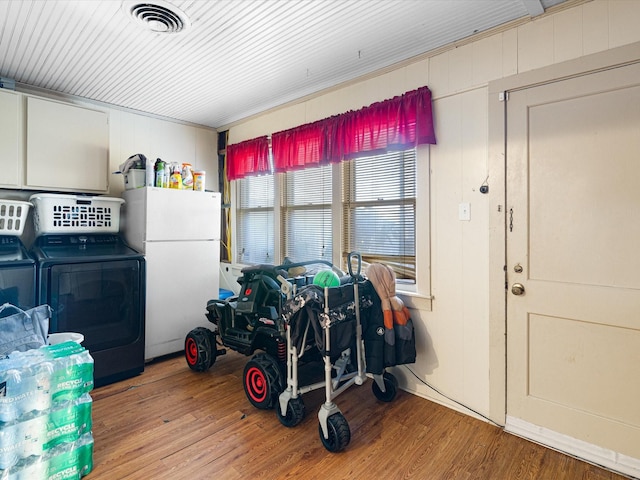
[26,97,109,192]
[0,89,22,188]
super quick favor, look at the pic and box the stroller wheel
[372,372,398,402]
[185,327,216,372]
[319,413,350,452]
[243,353,284,409]
[276,396,305,428]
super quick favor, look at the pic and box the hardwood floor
[88,351,628,480]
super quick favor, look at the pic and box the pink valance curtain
[226,135,270,180]
[272,119,343,173]
[226,86,435,179]
[274,86,436,171]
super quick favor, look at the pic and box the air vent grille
[124,1,190,33]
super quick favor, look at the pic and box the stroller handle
[347,252,362,278]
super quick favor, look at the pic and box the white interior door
[506,61,640,459]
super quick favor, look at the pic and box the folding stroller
[276,253,398,452]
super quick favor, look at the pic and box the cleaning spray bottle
[181,163,193,190]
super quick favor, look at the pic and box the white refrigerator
[121,187,220,360]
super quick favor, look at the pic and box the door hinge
[499,91,509,102]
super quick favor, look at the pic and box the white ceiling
[0,0,570,130]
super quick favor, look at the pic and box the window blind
[343,149,416,280]
[237,173,274,264]
[282,164,332,262]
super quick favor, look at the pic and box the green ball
[313,270,341,288]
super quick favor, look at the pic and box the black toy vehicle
[184,259,343,409]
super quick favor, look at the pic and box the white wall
[223,0,640,423]
[108,109,218,198]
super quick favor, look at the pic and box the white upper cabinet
[26,97,109,192]
[0,89,22,188]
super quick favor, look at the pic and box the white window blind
[282,164,332,262]
[343,149,416,281]
[237,173,274,264]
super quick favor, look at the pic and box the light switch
[459,202,470,221]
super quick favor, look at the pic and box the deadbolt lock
[514,264,523,273]
[511,283,525,296]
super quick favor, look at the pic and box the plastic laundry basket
[0,200,31,236]
[30,193,124,236]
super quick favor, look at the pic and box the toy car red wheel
[243,353,284,409]
[185,327,216,372]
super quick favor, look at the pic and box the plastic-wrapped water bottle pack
[0,341,94,479]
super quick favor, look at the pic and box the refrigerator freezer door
[146,188,220,242]
[122,188,221,245]
[144,239,219,359]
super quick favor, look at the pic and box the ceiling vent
[123,1,191,33]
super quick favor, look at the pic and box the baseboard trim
[505,416,640,479]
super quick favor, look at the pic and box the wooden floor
[87,351,628,480]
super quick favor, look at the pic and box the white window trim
[396,144,432,309]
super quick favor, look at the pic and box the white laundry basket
[0,200,31,236]
[29,193,124,236]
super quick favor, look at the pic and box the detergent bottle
[193,171,206,191]
[169,164,182,189]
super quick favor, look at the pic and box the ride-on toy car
[184,259,344,409]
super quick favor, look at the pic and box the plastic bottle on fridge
[154,159,165,188]
[145,156,154,187]
[163,166,170,188]
[169,164,182,189]
[193,171,206,191]
[181,163,193,190]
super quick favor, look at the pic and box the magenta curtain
[226,136,270,180]
[227,86,436,178]
[272,120,328,173]
[275,86,436,171]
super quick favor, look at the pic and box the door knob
[511,283,525,295]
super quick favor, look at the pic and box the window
[237,149,417,281]
[228,86,434,298]
[281,164,332,262]
[342,149,416,282]
[236,173,274,264]
[234,147,426,298]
